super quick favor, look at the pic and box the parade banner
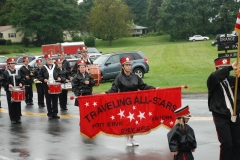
[78,87,182,139]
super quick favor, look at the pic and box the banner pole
[233,35,240,117]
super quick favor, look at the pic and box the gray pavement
[0,92,220,160]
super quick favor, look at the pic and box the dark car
[0,56,8,80]
[13,54,38,65]
[93,51,149,80]
[212,34,237,46]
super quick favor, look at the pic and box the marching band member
[207,57,240,160]
[33,59,45,107]
[103,57,156,147]
[59,52,72,105]
[55,58,71,111]
[19,56,34,105]
[71,60,95,106]
[39,53,60,119]
[1,58,24,124]
[71,46,93,77]
[167,105,197,160]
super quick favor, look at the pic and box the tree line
[0,0,239,46]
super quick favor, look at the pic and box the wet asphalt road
[0,92,220,160]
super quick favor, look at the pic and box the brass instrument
[30,70,34,76]
[34,78,42,83]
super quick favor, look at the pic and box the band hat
[120,57,131,65]
[44,53,52,59]
[77,60,86,66]
[7,58,16,64]
[36,59,42,64]
[55,58,62,63]
[80,46,88,52]
[174,105,191,118]
[22,56,29,61]
[214,56,230,68]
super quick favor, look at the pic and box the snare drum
[48,82,62,94]
[88,65,101,86]
[61,82,72,90]
[10,87,25,102]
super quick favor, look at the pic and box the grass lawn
[0,35,234,94]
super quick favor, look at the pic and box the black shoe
[61,108,68,111]
[26,102,30,105]
[29,102,34,105]
[11,120,17,124]
[48,115,54,119]
[53,115,60,119]
[42,104,46,107]
[17,119,21,123]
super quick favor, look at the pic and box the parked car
[211,34,237,46]
[13,54,40,65]
[93,51,149,80]
[0,56,8,78]
[15,55,75,70]
[189,35,209,41]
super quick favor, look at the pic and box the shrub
[72,36,83,42]
[84,36,95,47]
[0,39,6,45]
[0,49,11,54]
[6,39,12,45]
[12,48,29,53]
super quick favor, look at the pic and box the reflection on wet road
[0,93,219,160]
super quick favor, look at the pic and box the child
[167,105,197,160]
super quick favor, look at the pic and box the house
[0,25,83,42]
[0,25,25,43]
[131,25,148,37]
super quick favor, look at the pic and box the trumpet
[30,70,34,76]
[34,78,42,83]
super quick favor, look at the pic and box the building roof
[133,25,147,29]
[0,25,13,32]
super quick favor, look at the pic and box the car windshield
[93,55,109,65]
[0,57,7,63]
[88,48,99,53]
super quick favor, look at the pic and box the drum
[48,82,62,94]
[61,82,72,90]
[10,87,25,102]
[88,65,101,86]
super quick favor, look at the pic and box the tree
[87,0,132,46]
[0,0,15,26]
[9,0,80,46]
[125,0,150,26]
[158,0,198,41]
[146,0,162,32]
[78,0,94,32]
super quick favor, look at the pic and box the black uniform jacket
[1,69,24,92]
[207,66,240,118]
[71,72,95,96]
[167,124,197,160]
[55,67,71,83]
[62,59,71,72]
[19,65,34,85]
[71,57,93,77]
[33,67,43,82]
[39,64,58,85]
[106,72,155,93]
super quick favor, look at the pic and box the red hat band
[80,46,88,51]
[174,105,190,118]
[77,60,86,66]
[36,59,42,63]
[55,59,62,63]
[120,57,131,65]
[7,58,15,64]
[22,57,28,61]
[44,54,52,59]
[214,57,230,67]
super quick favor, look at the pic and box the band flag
[78,87,182,139]
[235,9,240,33]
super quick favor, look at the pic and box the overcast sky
[78,0,83,3]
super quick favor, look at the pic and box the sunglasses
[47,59,53,60]
[9,63,15,64]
